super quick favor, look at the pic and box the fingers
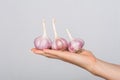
[32,48,83,59]
[31,48,78,61]
[31,48,78,62]
[31,48,58,59]
[31,48,44,54]
[31,48,92,60]
[43,49,78,61]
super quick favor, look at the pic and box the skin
[31,48,120,80]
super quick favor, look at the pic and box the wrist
[88,59,102,75]
[83,57,98,75]
[88,59,120,80]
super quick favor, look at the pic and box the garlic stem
[66,29,73,41]
[52,18,58,39]
[42,19,47,37]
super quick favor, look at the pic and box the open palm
[31,48,96,71]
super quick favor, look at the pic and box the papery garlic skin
[52,38,68,50]
[34,36,52,50]
[68,39,84,53]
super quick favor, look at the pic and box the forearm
[90,59,120,80]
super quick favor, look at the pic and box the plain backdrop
[0,0,120,80]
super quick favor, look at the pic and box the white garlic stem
[42,19,47,37]
[52,18,58,39]
[66,29,73,41]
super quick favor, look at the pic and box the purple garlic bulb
[66,29,85,53]
[34,36,52,50]
[52,38,68,50]
[68,39,84,52]
[34,19,52,50]
[51,18,68,50]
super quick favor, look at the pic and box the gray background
[0,0,120,80]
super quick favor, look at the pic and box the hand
[31,48,96,71]
[31,48,120,80]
